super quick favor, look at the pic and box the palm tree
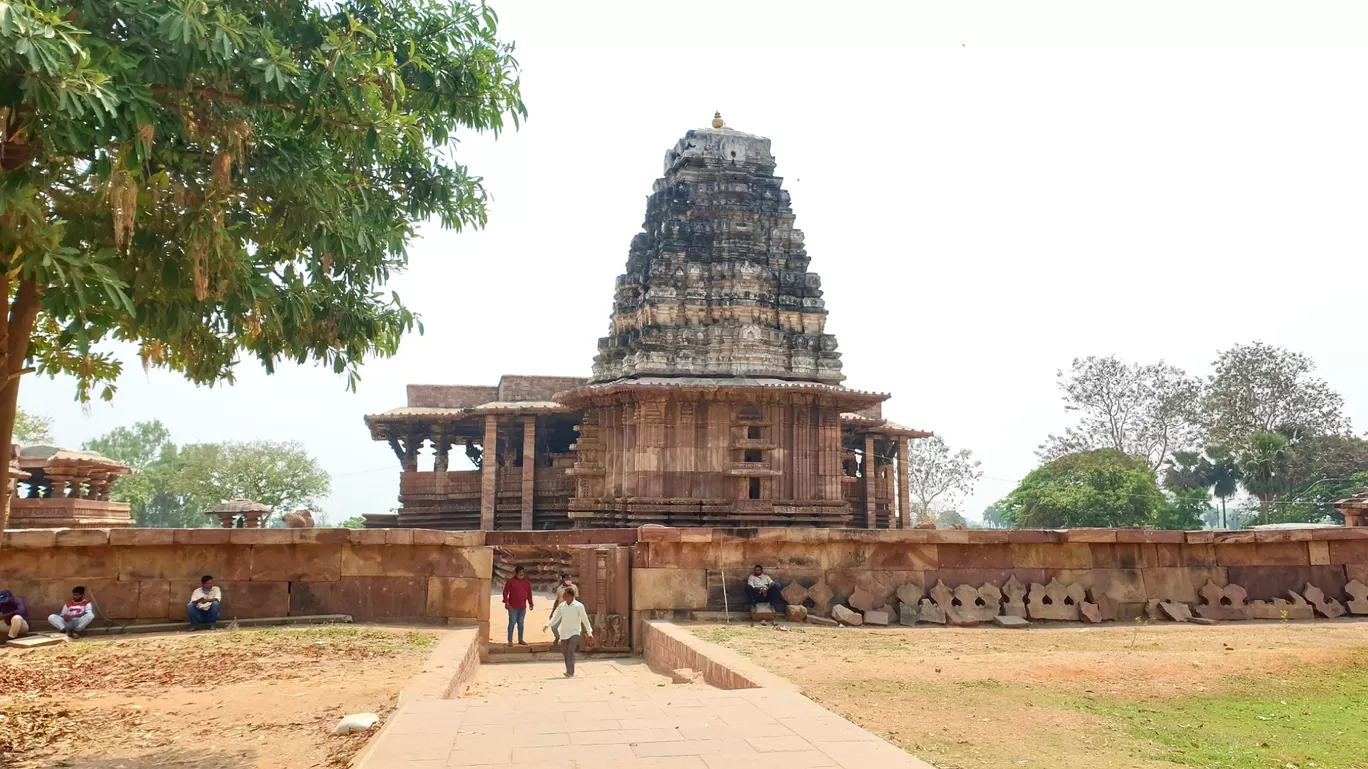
[1237,433,1294,525]
[1204,444,1242,529]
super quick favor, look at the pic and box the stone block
[918,598,945,624]
[1051,568,1148,603]
[385,529,414,545]
[780,581,809,607]
[1090,544,1157,570]
[807,614,838,627]
[923,568,1044,591]
[426,577,484,619]
[806,579,835,615]
[1117,530,1185,544]
[1005,530,1063,544]
[1255,529,1313,543]
[1026,578,1085,621]
[1213,530,1258,544]
[866,544,937,571]
[785,604,808,622]
[1089,590,1120,621]
[948,583,1003,624]
[994,615,1029,628]
[751,603,777,621]
[936,544,1013,569]
[136,581,171,619]
[896,582,924,607]
[848,586,876,612]
[1064,529,1116,543]
[2,529,57,548]
[1327,539,1368,565]
[1341,580,1367,615]
[173,529,232,545]
[54,529,111,547]
[230,528,294,545]
[1194,581,1252,621]
[1010,543,1092,570]
[863,609,890,626]
[0,547,118,581]
[410,529,446,546]
[1079,601,1102,623]
[341,545,484,578]
[1308,540,1331,566]
[108,528,174,547]
[1349,564,1368,584]
[289,582,335,616]
[1226,565,1347,603]
[1190,617,1220,626]
[117,545,252,582]
[1159,601,1192,622]
[333,576,429,619]
[831,604,862,626]
[249,544,342,582]
[898,603,918,626]
[1185,530,1216,544]
[294,528,352,545]
[1303,583,1346,618]
[348,529,387,545]
[1142,567,1227,604]
[633,568,708,611]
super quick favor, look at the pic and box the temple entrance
[488,543,631,653]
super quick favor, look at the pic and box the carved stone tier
[590,121,843,384]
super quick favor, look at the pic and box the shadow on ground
[19,747,257,769]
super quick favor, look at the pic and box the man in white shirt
[187,575,223,630]
[745,564,786,611]
[544,587,594,677]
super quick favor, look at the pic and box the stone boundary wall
[633,527,1368,619]
[396,628,483,705]
[641,620,796,690]
[0,528,492,630]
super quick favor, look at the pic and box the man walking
[502,566,534,646]
[48,586,94,638]
[0,590,29,640]
[549,573,577,648]
[544,587,593,678]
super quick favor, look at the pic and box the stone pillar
[898,436,912,529]
[863,433,876,529]
[521,417,536,530]
[433,428,449,473]
[480,415,499,530]
[637,400,665,499]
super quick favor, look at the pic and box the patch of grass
[1071,657,1368,769]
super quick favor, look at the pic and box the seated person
[745,564,785,610]
[0,590,29,640]
[187,575,223,630]
[48,586,94,638]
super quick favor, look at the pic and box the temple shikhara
[366,115,928,530]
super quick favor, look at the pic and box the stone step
[81,614,354,636]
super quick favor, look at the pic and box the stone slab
[831,604,863,626]
[994,615,1029,628]
[863,609,890,626]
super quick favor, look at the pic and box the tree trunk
[1220,497,1227,529]
[0,278,42,542]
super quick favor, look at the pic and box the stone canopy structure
[366,115,928,530]
[8,445,133,528]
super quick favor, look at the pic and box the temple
[365,115,928,530]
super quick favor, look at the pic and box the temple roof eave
[840,413,934,439]
[363,401,577,440]
[555,376,890,409]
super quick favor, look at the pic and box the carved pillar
[637,399,665,499]
[480,415,499,530]
[898,436,912,529]
[401,430,419,472]
[521,417,536,530]
[863,433,876,529]
[818,407,842,501]
[433,427,449,473]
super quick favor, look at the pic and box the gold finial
[712,111,724,129]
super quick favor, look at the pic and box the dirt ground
[692,618,1368,769]
[487,589,558,646]
[0,625,440,769]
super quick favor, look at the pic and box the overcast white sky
[24,1,1368,523]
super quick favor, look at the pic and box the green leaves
[1,0,523,410]
[1008,449,1165,529]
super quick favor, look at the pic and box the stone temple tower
[556,115,926,528]
[589,116,844,385]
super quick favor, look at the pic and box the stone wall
[641,620,796,690]
[631,527,1368,620]
[0,528,492,630]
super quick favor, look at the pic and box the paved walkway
[360,659,933,769]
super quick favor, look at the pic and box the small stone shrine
[365,115,930,530]
[8,445,133,528]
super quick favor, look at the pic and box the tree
[1006,449,1164,529]
[1204,444,1242,529]
[1202,343,1349,443]
[1156,487,1211,530]
[935,509,968,528]
[339,516,366,529]
[1275,434,1368,524]
[84,422,330,526]
[1237,432,1296,525]
[14,408,52,444]
[0,0,525,533]
[1038,356,1202,473]
[905,435,982,524]
[981,504,1009,529]
[175,440,330,524]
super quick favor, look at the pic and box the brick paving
[357,659,933,769]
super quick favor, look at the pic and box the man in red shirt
[502,566,534,646]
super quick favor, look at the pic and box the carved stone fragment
[1251,591,1314,620]
[1303,583,1346,619]
[1087,588,1118,621]
[848,586,876,613]
[1159,601,1192,622]
[863,610,890,626]
[1079,602,1102,623]
[1026,578,1085,621]
[918,598,946,624]
[785,604,808,622]
[807,580,835,616]
[1002,575,1027,618]
[780,582,810,608]
[832,604,863,626]
[1195,580,1252,621]
[1345,580,1368,615]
